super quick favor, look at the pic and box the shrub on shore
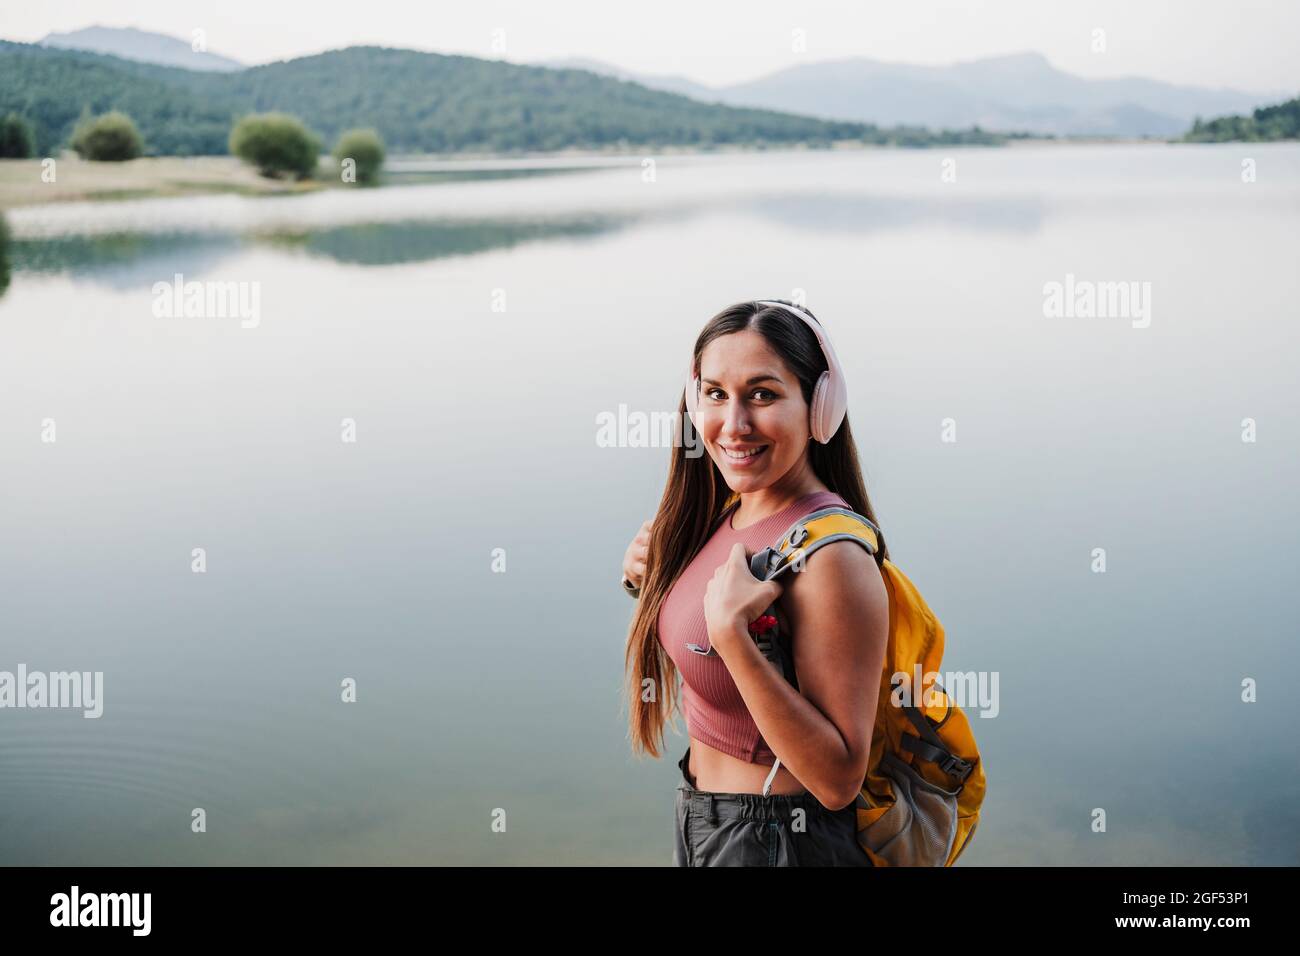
[0,114,36,159]
[70,111,144,161]
[229,113,321,180]
[331,128,386,184]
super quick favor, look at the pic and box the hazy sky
[6,0,1298,94]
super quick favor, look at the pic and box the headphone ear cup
[809,371,831,443]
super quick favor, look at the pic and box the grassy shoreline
[0,155,326,208]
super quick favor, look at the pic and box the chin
[720,472,766,490]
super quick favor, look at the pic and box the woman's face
[695,329,811,493]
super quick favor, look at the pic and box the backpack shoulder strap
[749,505,881,583]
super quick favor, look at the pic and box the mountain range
[3,39,990,158]
[7,25,1286,150]
[40,25,244,72]
[539,51,1279,137]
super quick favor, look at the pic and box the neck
[733,461,828,524]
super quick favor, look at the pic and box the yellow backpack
[737,497,986,866]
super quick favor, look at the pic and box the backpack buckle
[939,752,974,783]
[748,547,780,580]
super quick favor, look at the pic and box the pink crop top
[656,489,850,764]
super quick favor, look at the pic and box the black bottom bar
[0,865,1276,940]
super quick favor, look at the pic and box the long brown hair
[624,299,890,758]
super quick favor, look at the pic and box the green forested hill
[0,40,1004,156]
[0,41,239,155]
[1183,95,1300,142]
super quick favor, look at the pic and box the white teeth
[724,446,766,460]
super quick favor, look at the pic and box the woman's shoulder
[778,517,887,619]
[784,492,883,587]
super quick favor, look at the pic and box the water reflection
[6,231,242,289]
[0,212,9,298]
[1,190,1052,286]
[2,214,638,284]
[382,165,599,186]
[747,193,1049,234]
[272,215,631,266]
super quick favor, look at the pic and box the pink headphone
[684,300,849,444]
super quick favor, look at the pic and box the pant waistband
[677,746,833,823]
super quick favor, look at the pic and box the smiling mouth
[721,444,769,463]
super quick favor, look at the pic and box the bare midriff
[687,736,809,795]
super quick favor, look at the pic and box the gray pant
[672,746,873,867]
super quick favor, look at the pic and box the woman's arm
[706,541,889,810]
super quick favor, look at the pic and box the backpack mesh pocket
[858,751,960,866]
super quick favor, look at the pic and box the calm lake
[1,143,1297,864]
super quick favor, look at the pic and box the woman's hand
[704,543,782,658]
[621,519,653,589]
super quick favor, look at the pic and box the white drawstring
[762,757,782,797]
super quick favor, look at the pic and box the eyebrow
[700,375,782,386]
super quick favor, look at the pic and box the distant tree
[70,110,144,160]
[1183,96,1300,142]
[332,128,386,184]
[0,212,10,298]
[0,113,36,158]
[229,112,321,179]
[1252,97,1300,139]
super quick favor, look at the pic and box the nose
[719,396,752,438]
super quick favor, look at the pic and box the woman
[622,298,892,867]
